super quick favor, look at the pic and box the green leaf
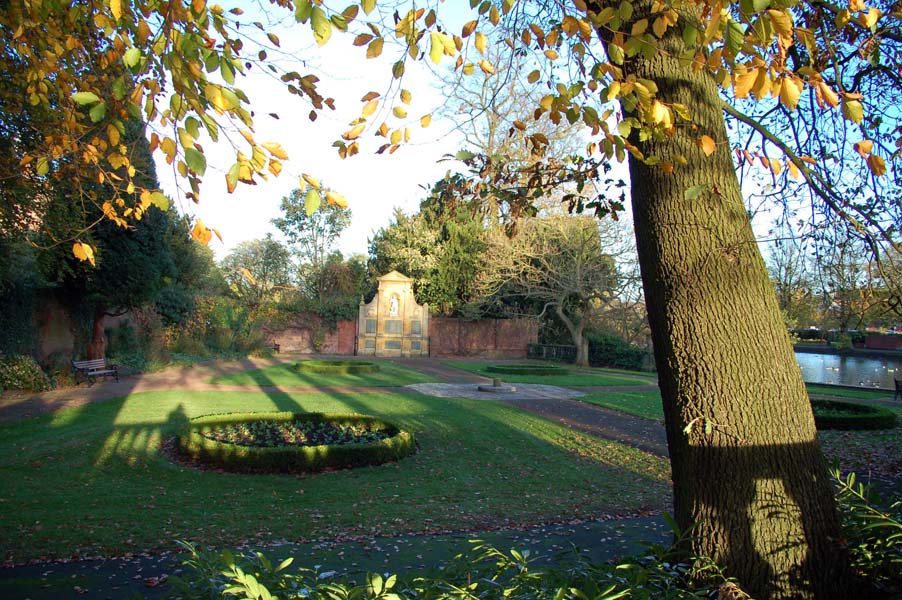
[36,157,50,176]
[305,188,322,215]
[220,59,236,85]
[455,150,476,160]
[294,0,311,21]
[724,19,745,57]
[150,191,170,211]
[185,147,207,175]
[185,116,201,139]
[311,7,332,46]
[89,102,107,122]
[362,0,376,15]
[607,44,624,65]
[123,47,142,69]
[72,91,101,105]
[392,60,405,79]
[684,185,706,199]
[616,120,632,138]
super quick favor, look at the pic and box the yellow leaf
[302,173,321,189]
[475,31,487,55]
[698,135,717,156]
[420,114,432,127]
[326,191,348,208]
[343,123,366,140]
[462,63,475,75]
[733,68,758,99]
[191,220,213,245]
[779,76,803,110]
[479,60,495,75]
[360,100,378,119]
[269,159,283,177]
[212,228,223,242]
[400,89,412,104]
[841,99,864,123]
[770,160,782,176]
[392,106,408,119]
[854,139,873,157]
[863,7,881,27]
[72,242,95,266]
[816,81,839,108]
[240,129,256,145]
[107,124,120,146]
[390,129,402,144]
[261,142,288,159]
[544,49,559,59]
[787,159,800,180]
[650,100,672,127]
[849,0,865,10]
[110,0,122,20]
[867,153,886,176]
[367,37,384,58]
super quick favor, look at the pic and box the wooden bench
[72,358,119,385]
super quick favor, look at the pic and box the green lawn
[580,390,664,421]
[805,384,893,401]
[208,360,434,387]
[446,362,653,387]
[0,390,670,563]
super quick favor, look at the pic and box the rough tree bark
[554,304,589,366]
[589,0,854,597]
[86,308,107,360]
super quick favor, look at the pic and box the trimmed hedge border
[177,412,415,473]
[296,360,380,375]
[811,400,897,430]
[485,364,570,376]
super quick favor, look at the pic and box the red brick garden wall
[865,334,902,351]
[429,318,538,358]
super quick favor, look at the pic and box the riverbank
[795,342,902,359]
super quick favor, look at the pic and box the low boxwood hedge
[485,364,569,376]
[811,400,897,430]
[296,360,381,374]
[177,412,415,473]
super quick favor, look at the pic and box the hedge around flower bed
[811,400,897,430]
[295,360,381,374]
[176,412,415,473]
[485,364,569,376]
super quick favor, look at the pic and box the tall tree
[477,215,621,366]
[220,235,293,306]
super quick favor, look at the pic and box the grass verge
[0,390,670,563]
[208,361,434,387]
[579,390,664,421]
[446,362,652,387]
[805,384,893,400]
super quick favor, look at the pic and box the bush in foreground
[0,354,53,392]
[177,412,415,473]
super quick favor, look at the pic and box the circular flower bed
[485,364,569,376]
[177,412,415,473]
[811,399,897,430]
[296,360,380,374]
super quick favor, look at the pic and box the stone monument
[357,271,429,357]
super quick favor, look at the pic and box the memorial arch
[357,271,429,357]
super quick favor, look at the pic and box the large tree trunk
[554,304,589,367]
[86,307,107,360]
[593,1,854,597]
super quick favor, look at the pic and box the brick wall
[865,335,902,351]
[429,318,538,358]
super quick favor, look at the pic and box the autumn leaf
[72,242,95,266]
[698,135,717,156]
[420,114,432,127]
[867,153,886,176]
[841,99,864,123]
[302,173,321,189]
[191,220,213,244]
[326,191,348,208]
[853,140,873,157]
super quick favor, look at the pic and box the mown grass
[446,362,652,387]
[805,384,893,400]
[0,390,670,563]
[579,390,664,421]
[208,361,434,387]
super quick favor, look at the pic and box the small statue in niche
[389,294,399,316]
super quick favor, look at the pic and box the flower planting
[177,411,415,473]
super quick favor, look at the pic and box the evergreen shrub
[177,412,415,473]
[0,354,52,392]
[811,400,897,430]
[586,332,648,370]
